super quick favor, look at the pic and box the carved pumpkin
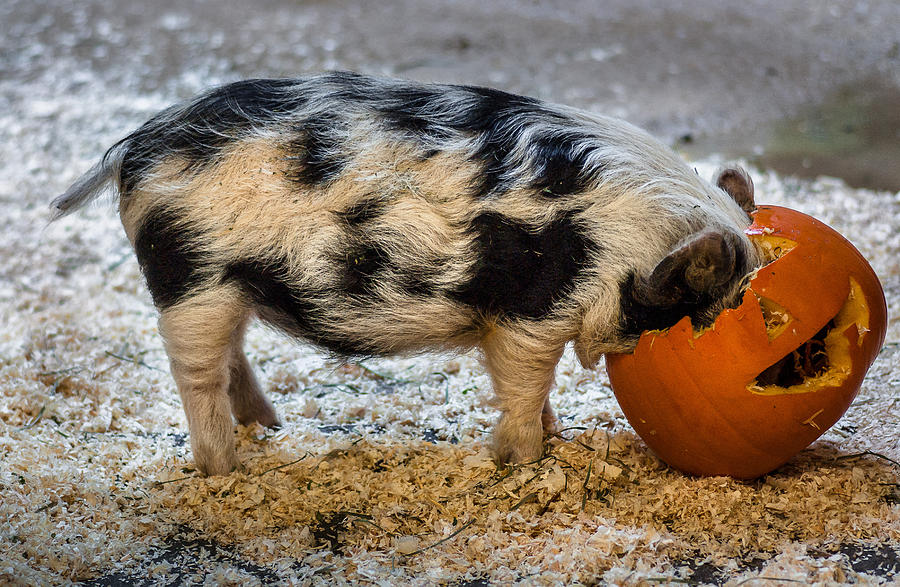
[606,205,888,479]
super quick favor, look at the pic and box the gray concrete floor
[3,0,899,189]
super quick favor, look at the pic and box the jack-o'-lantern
[606,205,888,479]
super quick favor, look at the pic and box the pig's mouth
[745,234,871,395]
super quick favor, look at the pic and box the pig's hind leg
[227,315,280,429]
[158,287,248,476]
[481,326,565,464]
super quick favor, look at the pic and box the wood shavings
[2,146,899,583]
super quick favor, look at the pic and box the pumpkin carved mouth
[745,232,871,395]
[750,277,869,394]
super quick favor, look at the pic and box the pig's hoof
[243,404,280,429]
[198,459,242,477]
[493,421,544,465]
[195,450,241,477]
[493,441,543,465]
[231,390,280,428]
[541,408,557,436]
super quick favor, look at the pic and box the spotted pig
[52,72,760,475]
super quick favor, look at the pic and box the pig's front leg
[481,326,564,464]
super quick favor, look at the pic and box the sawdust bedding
[2,95,899,586]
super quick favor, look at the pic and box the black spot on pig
[118,79,304,193]
[335,241,442,298]
[377,83,546,198]
[376,87,455,140]
[335,197,387,226]
[397,263,443,297]
[452,212,593,319]
[371,84,528,197]
[319,76,569,198]
[467,134,517,198]
[454,88,543,198]
[338,243,391,296]
[224,259,379,356]
[286,113,350,187]
[206,78,304,120]
[459,85,542,120]
[134,208,205,308]
[325,70,380,102]
[529,131,600,197]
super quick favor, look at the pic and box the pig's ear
[715,167,755,215]
[634,230,737,307]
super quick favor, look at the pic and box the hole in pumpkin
[753,234,798,266]
[748,277,870,395]
[757,295,794,340]
[755,320,832,387]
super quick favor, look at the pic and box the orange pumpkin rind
[605,205,888,479]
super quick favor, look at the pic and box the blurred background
[2,0,899,192]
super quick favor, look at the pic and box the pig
[51,71,760,475]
